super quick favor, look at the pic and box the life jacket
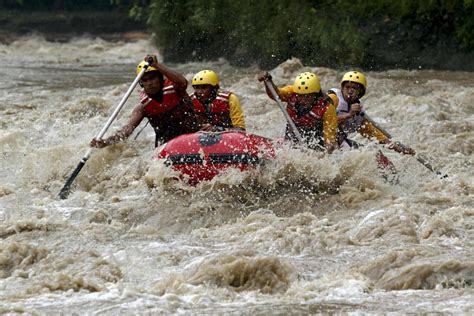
[287,93,329,128]
[329,88,365,133]
[141,79,181,117]
[190,90,233,128]
[285,93,329,148]
[140,80,198,146]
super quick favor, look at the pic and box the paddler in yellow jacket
[190,70,246,132]
[258,71,338,153]
[328,71,415,155]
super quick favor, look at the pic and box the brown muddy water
[0,35,473,314]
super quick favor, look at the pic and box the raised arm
[257,72,282,100]
[145,54,188,90]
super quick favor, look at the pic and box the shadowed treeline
[140,0,474,70]
[2,0,473,70]
[0,0,144,41]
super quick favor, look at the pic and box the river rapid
[0,36,473,314]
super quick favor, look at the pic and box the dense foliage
[2,0,473,69]
[139,0,474,70]
[0,0,144,37]
[0,0,132,10]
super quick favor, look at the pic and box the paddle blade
[416,155,448,179]
[376,150,399,184]
[58,160,86,199]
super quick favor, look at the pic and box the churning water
[0,36,473,314]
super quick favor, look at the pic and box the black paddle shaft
[58,158,87,199]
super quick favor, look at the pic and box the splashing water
[0,35,473,314]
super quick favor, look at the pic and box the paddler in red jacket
[90,55,199,148]
[190,70,246,132]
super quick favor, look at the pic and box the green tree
[133,0,474,69]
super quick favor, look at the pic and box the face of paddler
[296,92,318,109]
[193,84,215,101]
[140,71,162,95]
[342,81,364,103]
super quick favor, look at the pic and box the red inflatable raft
[153,131,275,184]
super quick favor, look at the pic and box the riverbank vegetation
[140,0,474,70]
[0,0,144,41]
[2,0,473,70]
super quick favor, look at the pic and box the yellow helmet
[192,70,219,86]
[341,71,367,90]
[136,61,159,75]
[293,72,321,94]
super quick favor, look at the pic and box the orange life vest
[191,90,233,128]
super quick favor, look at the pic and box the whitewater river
[0,36,472,314]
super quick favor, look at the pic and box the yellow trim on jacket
[278,85,338,146]
[229,93,246,129]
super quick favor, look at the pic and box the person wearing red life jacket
[90,55,199,148]
[190,70,246,132]
[258,71,338,153]
[328,71,415,155]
